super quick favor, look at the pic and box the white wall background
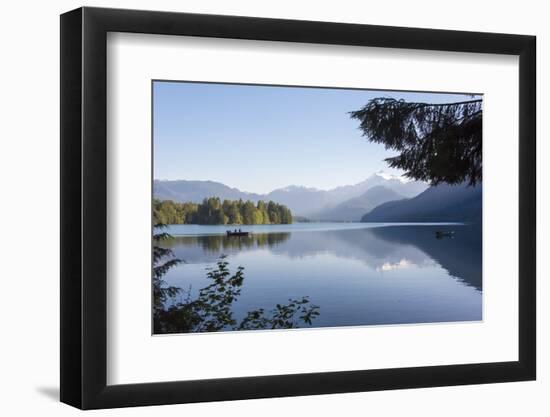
[0,0,545,415]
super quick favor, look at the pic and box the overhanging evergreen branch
[349,97,482,185]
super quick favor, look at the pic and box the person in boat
[238,228,241,233]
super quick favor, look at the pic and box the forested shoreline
[153,197,293,225]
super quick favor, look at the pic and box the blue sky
[154,81,479,194]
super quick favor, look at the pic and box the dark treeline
[153,197,293,225]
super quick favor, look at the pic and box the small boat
[226,230,249,237]
[435,230,455,239]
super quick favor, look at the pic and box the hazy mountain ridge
[361,183,482,223]
[311,186,406,222]
[154,180,263,203]
[325,172,426,201]
[154,173,428,217]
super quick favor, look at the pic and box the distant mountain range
[153,172,428,218]
[154,180,263,203]
[361,183,482,223]
[154,176,482,223]
[311,186,405,222]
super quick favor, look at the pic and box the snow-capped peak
[374,170,410,183]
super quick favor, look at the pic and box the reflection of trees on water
[153,228,319,334]
[163,232,290,253]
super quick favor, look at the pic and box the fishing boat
[435,230,455,239]
[226,230,249,237]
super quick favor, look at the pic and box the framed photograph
[60,7,536,409]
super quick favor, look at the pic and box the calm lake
[159,222,482,330]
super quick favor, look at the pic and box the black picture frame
[60,6,536,410]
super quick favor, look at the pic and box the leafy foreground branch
[153,228,319,334]
[350,98,482,186]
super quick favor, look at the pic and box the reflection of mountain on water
[370,225,482,291]
[268,228,433,269]
[162,225,482,291]
[267,226,482,290]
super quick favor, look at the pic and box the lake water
[158,222,482,331]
